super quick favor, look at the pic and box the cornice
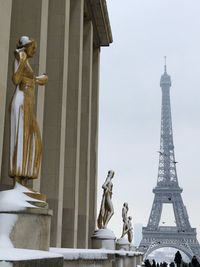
[86,0,113,47]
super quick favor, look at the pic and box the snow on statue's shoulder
[0,182,43,212]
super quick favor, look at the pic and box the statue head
[108,170,114,179]
[123,202,128,209]
[17,36,37,58]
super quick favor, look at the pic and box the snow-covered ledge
[50,248,143,267]
[0,248,63,267]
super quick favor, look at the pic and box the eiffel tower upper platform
[139,59,200,260]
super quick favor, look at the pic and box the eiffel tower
[139,59,200,260]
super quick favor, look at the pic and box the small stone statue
[121,202,133,243]
[9,36,48,185]
[121,202,129,237]
[127,216,133,243]
[97,170,114,229]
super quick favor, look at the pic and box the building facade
[0,0,112,248]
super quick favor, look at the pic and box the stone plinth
[130,244,136,251]
[116,237,130,251]
[91,228,116,250]
[0,208,52,251]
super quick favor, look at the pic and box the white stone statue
[97,170,114,229]
[121,202,129,237]
[127,216,133,243]
[121,202,133,243]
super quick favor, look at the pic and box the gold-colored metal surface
[9,37,48,185]
[24,192,47,202]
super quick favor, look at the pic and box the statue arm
[102,176,112,191]
[102,180,109,190]
[12,51,27,85]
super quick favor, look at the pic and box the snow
[50,247,143,260]
[116,237,129,245]
[0,248,63,261]
[0,182,43,212]
[92,228,116,239]
[0,214,18,248]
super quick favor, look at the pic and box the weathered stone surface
[0,208,52,251]
[9,257,63,267]
[115,238,130,251]
[91,229,116,250]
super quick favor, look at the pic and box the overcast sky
[97,0,200,243]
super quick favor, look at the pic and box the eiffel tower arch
[139,60,200,260]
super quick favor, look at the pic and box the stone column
[33,0,49,192]
[88,47,100,247]
[133,255,137,267]
[77,20,93,248]
[40,0,70,247]
[62,0,84,248]
[0,0,12,181]
[0,0,42,189]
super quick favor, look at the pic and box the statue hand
[35,74,48,85]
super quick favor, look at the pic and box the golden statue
[97,170,114,229]
[9,36,48,185]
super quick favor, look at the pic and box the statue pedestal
[116,237,130,251]
[0,207,52,251]
[130,243,136,251]
[91,228,116,250]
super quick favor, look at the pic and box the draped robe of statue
[9,51,42,180]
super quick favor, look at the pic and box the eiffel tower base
[139,228,200,260]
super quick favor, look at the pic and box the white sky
[98,0,200,241]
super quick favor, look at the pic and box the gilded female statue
[97,170,114,229]
[9,36,48,185]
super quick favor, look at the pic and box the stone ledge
[50,248,143,260]
[0,248,63,267]
[0,207,53,216]
[0,258,63,267]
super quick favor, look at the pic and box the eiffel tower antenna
[139,62,200,260]
[164,56,167,73]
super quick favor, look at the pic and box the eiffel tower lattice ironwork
[139,60,200,260]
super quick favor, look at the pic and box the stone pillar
[88,47,100,247]
[61,0,84,248]
[77,20,93,248]
[33,0,49,192]
[133,255,137,267]
[0,0,42,190]
[0,0,12,181]
[40,0,70,247]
